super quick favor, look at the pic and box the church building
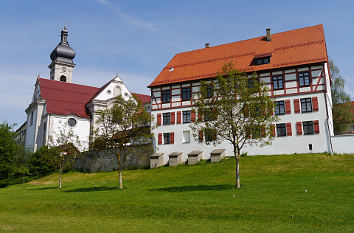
[24,26,150,152]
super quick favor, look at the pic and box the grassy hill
[0,153,353,233]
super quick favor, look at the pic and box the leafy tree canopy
[191,63,278,188]
[92,95,152,189]
[329,60,352,134]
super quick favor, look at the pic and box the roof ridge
[173,24,323,56]
[38,78,99,89]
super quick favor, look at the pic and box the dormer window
[254,56,270,65]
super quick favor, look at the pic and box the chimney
[205,43,210,48]
[266,28,271,41]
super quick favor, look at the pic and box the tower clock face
[61,67,67,72]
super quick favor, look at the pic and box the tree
[28,146,56,178]
[191,63,278,188]
[329,60,352,134]
[92,95,152,189]
[0,122,20,187]
[48,125,82,189]
[11,146,31,184]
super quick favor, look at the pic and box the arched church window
[60,75,67,82]
[113,86,121,97]
[68,118,77,127]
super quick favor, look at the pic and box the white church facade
[24,26,150,152]
[149,25,335,164]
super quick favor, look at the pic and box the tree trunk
[117,151,123,189]
[234,148,240,189]
[59,162,62,189]
[235,155,240,189]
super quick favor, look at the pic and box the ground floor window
[164,133,171,144]
[205,128,216,142]
[183,130,190,143]
[276,123,286,137]
[303,121,314,135]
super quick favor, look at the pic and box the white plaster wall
[48,114,91,152]
[94,80,132,101]
[324,62,334,136]
[152,92,331,164]
[25,108,37,151]
[331,135,354,154]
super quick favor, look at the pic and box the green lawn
[0,153,353,233]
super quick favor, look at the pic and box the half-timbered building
[149,25,334,164]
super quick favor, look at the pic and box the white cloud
[96,0,158,32]
[97,0,110,6]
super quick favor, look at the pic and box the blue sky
[1,0,353,126]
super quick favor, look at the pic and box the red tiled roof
[38,78,99,118]
[149,24,328,87]
[132,93,151,104]
[38,78,151,118]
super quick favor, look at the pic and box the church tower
[48,25,76,83]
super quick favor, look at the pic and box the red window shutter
[246,126,251,139]
[294,99,300,113]
[261,126,266,138]
[158,133,162,144]
[244,105,249,117]
[191,110,196,122]
[286,122,292,136]
[171,112,175,124]
[268,105,274,116]
[214,108,218,120]
[198,110,203,122]
[170,132,174,144]
[177,111,181,124]
[198,130,203,142]
[296,122,302,135]
[271,124,276,137]
[157,114,161,126]
[312,97,319,111]
[314,120,320,134]
[285,100,291,114]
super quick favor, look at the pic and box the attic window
[169,67,174,72]
[254,56,270,65]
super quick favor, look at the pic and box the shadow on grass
[64,186,118,192]
[27,186,59,190]
[150,184,234,192]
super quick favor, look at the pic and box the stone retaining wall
[74,144,153,172]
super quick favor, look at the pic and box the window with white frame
[276,123,286,137]
[183,131,190,143]
[162,90,171,103]
[163,113,171,125]
[303,121,314,135]
[164,133,171,144]
[301,98,312,113]
[275,101,285,115]
[272,76,284,90]
[298,72,310,87]
[181,87,191,101]
[182,110,191,123]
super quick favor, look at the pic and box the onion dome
[50,26,76,61]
